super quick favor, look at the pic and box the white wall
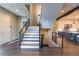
[0,8,11,45]
[58,9,79,32]
[0,7,19,45]
[58,3,79,17]
[10,15,19,40]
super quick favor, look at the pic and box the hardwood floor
[57,36,79,56]
[0,37,79,56]
[0,41,62,56]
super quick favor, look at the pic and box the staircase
[20,26,40,50]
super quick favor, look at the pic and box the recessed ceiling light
[61,10,64,13]
[15,9,19,12]
[75,15,79,19]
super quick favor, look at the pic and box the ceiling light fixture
[61,10,64,13]
[15,9,19,12]
[75,15,79,19]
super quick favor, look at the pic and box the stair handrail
[25,4,30,12]
[19,20,29,34]
[39,22,41,48]
[19,19,30,45]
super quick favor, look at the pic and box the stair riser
[29,27,39,29]
[29,26,39,28]
[20,46,39,48]
[24,34,39,36]
[22,40,39,42]
[27,31,39,32]
[28,28,39,30]
[28,29,39,31]
[24,36,39,38]
[25,33,39,34]
[21,44,39,46]
[21,42,39,44]
[23,38,39,40]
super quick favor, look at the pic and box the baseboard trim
[1,38,20,46]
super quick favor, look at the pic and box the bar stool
[76,35,79,44]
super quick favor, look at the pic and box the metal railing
[52,32,57,43]
[25,4,30,12]
[19,19,30,45]
[40,34,44,48]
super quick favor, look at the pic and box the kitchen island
[58,31,79,44]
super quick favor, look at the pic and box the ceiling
[0,3,79,18]
[58,3,79,17]
[41,3,79,28]
[41,3,63,28]
[0,3,79,28]
[0,3,30,17]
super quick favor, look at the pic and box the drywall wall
[10,14,19,40]
[0,8,11,45]
[57,10,79,32]
[0,7,19,45]
[58,3,79,17]
[30,5,39,26]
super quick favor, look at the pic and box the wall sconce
[73,15,79,24]
[73,18,75,24]
[61,10,64,13]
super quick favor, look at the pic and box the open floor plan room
[0,3,79,56]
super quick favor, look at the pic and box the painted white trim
[21,42,39,44]
[0,38,19,46]
[25,33,39,35]
[23,38,39,40]
[20,46,39,48]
